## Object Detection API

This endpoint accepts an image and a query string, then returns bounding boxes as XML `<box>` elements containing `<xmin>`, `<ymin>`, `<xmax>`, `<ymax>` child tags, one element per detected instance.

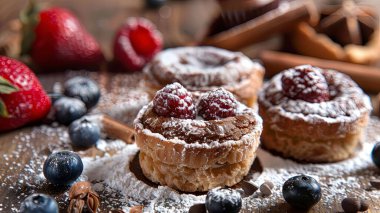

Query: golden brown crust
<box><xmin>135</xmin><ymin>121</ymin><xmax>261</xmax><ymax>169</ymax></box>
<box><xmin>139</xmin><ymin>151</ymin><xmax>256</xmax><ymax>192</ymax></box>
<box><xmin>259</xmin><ymin>106</ymin><xmax>369</xmax><ymax>162</ymax></box>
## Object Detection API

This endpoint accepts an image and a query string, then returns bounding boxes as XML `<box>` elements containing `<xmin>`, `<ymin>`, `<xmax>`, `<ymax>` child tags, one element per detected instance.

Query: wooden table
<box><xmin>1</xmin><ymin>0</ymin><xmax>380</xmax><ymax>212</ymax></box>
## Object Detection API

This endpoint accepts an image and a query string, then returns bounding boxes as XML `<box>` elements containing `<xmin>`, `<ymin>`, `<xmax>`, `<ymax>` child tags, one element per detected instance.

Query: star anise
<box><xmin>317</xmin><ymin>0</ymin><xmax>378</xmax><ymax>46</ymax></box>
<box><xmin>68</xmin><ymin>181</ymin><xmax>100</xmax><ymax>213</ymax></box>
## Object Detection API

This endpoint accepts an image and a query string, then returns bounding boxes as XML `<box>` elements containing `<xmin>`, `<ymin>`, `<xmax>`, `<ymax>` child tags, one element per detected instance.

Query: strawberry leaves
<box><xmin>20</xmin><ymin>0</ymin><xmax>40</xmax><ymax>56</ymax></box>
<box><xmin>0</xmin><ymin>76</ymin><xmax>19</xmax><ymax>94</ymax></box>
<box><xmin>0</xmin><ymin>76</ymin><xmax>19</xmax><ymax>118</ymax></box>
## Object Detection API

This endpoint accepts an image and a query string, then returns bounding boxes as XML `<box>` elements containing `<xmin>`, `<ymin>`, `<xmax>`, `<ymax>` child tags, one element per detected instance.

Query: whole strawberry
<box><xmin>113</xmin><ymin>17</ymin><xmax>162</xmax><ymax>72</ymax></box>
<box><xmin>0</xmin><ymin>56</ymin><xmax>51</xmax><ymax>132</ymax></box>
<box><xmin>21</xmin><ymin>3</ymin><xmax>104</xmax><ymax>71</ymax></box>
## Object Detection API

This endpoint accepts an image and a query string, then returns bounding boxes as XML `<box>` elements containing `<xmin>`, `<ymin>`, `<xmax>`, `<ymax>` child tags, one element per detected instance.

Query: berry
<box><xmin>43</xmin><ymin>151</ymin><xmax>83</xmax><ymax>185</ymax></box>
<box><xmin>113</xmin><ymin>17</ymin><xmax>162</xmax><ymax>72</ymax></box>
<box><xmin>53</xmin><ymin>97</ymin><xmax>86</xmax><ymax>125</ymax></box>
<box><xmin>64</xmin><ymin>77</ymin><xmax>100</xmax><ymax>109</ymax></box>
<box><xmin>0</xmin><ymin>56</ymin><xmax>51</xmax><ymax>132</ymax></box>
<box><xmin>205</xmin><ymin>188</ymin><xmax>242</xmax><ymax>213</ymax></box>
<box><xmin>371</xmin><ymin>142</ymin><xmax>380</xmax><ymax>168</ymax></box>
<box><xmin>282</xmin><ymin>175</ymin><xmax>322</xmax><ymax>210</ymax></box>
<box><xmin>198</xmin><ymin>88</ymin><xmax>238</xmax><ymax>120</ymax></box>
<box><xmin>22</xmin><ymin>5</ymin><xmax>104</xmax><ymax>71</ymax></box>
<box><xmin>281</xmin><ymin>65</ymin><xmax>330</xmax><ymax>103</ymax></box>
<box><xmin>153</xmin><ymin>83</ymin><xmax>196</xmax><ymax>119</ymax></box>
<box><xmin>20</xmin><ymin>193</ymin><xmax>58</xmax><ymax>213</ymax></box>
<box><xmin>69</xmin><ymin>117</ymin><xmax>101</xmax><ymax>147</ymax></box>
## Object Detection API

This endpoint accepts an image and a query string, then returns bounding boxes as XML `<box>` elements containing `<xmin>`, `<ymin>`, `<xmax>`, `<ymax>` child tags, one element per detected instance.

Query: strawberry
<box><xmin>113</xmin><ymin>17</ymin><xmax>162</xmax><ymax>72</ymax></box>
<box><xmin>0</xmin><ymin>56</ymin><xmax>51</xmax><ymax>132</ymax></box>
<box><xmin>20</xmin><ymin>2</ymin><xmax>104</xmax><ymax>72</ymax></box>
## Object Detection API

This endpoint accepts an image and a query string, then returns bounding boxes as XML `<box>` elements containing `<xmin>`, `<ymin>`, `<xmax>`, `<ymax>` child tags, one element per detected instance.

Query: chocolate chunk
<box><xmin>370</xmin><ymin>179</ymin><xmax>380</xmax><ymax>189</ymax></box>
<box><xmin>341</xmin><ymin>197</ymin><xmax>369</xmax><ymax>213</ymax></box>
<box><xmin>188</xmin><ymin>203</ymin><xmax>207</xmax><ymax>213</ymax></box>
<box><xmin>260</xmin><ymin>181</ymin><xmax>274</xmax><ymax>197</ymax></box>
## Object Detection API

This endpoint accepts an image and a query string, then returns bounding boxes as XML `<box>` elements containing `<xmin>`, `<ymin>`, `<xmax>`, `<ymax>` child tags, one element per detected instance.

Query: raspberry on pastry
<box><xmin>144</xmin><ymin>46</ymin><xmax>264</xmax><ymax>107</ymax></box>
<box><xmin>135</xmin><ymin>83</ymin><xmax>263</xmax><ymax>192</ymax></box>
<box><xmin>198</xmin><ymin>88</ymin><xmax>237</xmax><ymax>120</ymax></box>
<box><xmin>258</xmin><ymin>65</ymin><xmax>371</xmax><ymax>163</ymax></box>
<box><xmin>281</xmin><ymin>65</ymin><xmax>330</xmax><ymax>103</ymax></box>
<box><xmin>153</xmin><ymin>82</ymin><xmax>196</xmax><ymax>119</ymax></box>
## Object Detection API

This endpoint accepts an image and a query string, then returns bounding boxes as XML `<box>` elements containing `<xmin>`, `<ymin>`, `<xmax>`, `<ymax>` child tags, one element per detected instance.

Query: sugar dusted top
<box><xmin>259</xmin><ymin>68</ymin><xmax>372</xmax><ymax>124</ymax></box>
<box><xmin>144</xmin><ymin>46</ymin><xmax>264</xmax><ymax>89</ymax></box>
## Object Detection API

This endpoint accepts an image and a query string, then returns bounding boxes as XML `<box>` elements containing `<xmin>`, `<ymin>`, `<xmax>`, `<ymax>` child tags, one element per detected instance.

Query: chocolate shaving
<box><xmin>68</xmin><ymin>181</ymin><xmax>100</xmax><ymax>213</ymax></box>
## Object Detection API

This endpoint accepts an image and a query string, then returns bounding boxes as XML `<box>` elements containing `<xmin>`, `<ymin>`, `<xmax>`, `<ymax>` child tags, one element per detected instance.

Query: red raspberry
<box><xmin>113</xmin><ymin>17</ymin><xmax>162</xmax><ymax>72</ymax></box>
<box><xmin>153</xmin><ymin>83</ymin><xmax>196</xmax><ymax>119</ymax></box>
<box><xmin>198</xmin><ymin>88</ymin><xmax>238</xmax><ymax>120</ymax></box>
<box><xmin>281</xmin><ymin>65</ymin><xmax>330</xmax><ymax>103</ymax></box>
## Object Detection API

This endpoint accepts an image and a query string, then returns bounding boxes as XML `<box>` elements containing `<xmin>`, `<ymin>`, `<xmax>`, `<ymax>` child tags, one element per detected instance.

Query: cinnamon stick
<box><xmin>259</xmin><ymin>50</ymin><xmax>380</xmax><ymax>93</ymax></box>
<box><xmin>201</xmin><ymin>1</ymin><xmax>318</xmax><ymax>50</ymax></box>
<box><xmin>102</xmin><ymin>115</ymin><xmax>135</xmax><ymax>144</ymax></box>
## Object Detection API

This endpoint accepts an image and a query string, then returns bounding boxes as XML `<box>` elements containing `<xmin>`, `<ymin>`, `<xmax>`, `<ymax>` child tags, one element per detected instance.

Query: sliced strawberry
<box><xmin>113</xmin><ymin>17</ymin><xmax>162</xmax><ymax>72</ymax></box>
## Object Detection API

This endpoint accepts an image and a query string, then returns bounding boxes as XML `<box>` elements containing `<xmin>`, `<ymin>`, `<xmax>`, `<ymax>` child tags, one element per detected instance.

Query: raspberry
<box><xmin>113</xmin><ymin>17</ymin><xmax>162</xmax><ymax>72</ymax></box>
<box><xmin>198</xmin><ymin>88</ymin><xmax>238</xmax><ymax>120</ymax></box>
<box><xmin>281</xmin><ymin>65</ymin><xmax>330</xmax><ymax>103</ymax></box>
<box><xmin>153</xmin><ymin>83</ymin><xmax>196</xmax><ymax>119</ymax></box>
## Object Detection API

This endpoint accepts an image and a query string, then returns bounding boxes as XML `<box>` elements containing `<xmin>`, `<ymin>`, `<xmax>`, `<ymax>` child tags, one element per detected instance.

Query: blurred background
<box><xmin>0</xmin><ymin>0</ymin><xmax>379</xmax><ymax>59</ymax></box>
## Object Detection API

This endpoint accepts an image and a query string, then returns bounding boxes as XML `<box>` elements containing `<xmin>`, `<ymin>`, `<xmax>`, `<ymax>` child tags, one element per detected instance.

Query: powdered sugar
<box><xmin>144</xmin><ymin>46</ymin><xmax>264</xmax><ymax>89</ymax></box>
<box><xmin>259</xmin><ymin>69</ymin><xmax>372</xmax><ymax>134</ymax></box>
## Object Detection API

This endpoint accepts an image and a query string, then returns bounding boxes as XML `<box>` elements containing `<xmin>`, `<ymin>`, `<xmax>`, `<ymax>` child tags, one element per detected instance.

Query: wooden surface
<box><xmin>1</xmin><ymin>0</ymin><xmax>380</xmax><ymax>212</ymax></box>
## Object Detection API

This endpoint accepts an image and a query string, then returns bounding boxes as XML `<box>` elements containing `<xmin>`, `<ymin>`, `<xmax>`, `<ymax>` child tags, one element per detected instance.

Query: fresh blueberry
<box><xmin>64</xmin><ymin>77</ymin><xmax>100</xmax><ymax>109</ymax></box>
<box><xmin>371</xmin><ymin>142</ymin><xmax>380</xmax><ymax>168</ymax></box>
<box><xmin>69</xmin><ymin>117</ymin><xmax>101</xmax><ymax>147</ymax></box>
<box><xmin>282</xmin><ymin>175</ymin><xmax>322</xmax><ymax>210</ymax></box>
<box><xmin>205</xmin><ymin>188</ymin><xmax>242</xmax><ymax>213</ymax></box>
<box><xmin>43</xmin><ymin>151</ymin><xmax>83</xmax><ymax>185</ymax></box>
<box><xmin>53</xmin><ymin>97</ymin><xmax>87</xmax><ymax>125</ymax></box>
<box><xmin>145</xmin><ymin>0</ymin><xmax>166</xmax><ymax>8</ymax></box>
<box><xmin>20</xmin><ymin>193</ymin><xmax>58</xmax><ymax>213</ymax></box>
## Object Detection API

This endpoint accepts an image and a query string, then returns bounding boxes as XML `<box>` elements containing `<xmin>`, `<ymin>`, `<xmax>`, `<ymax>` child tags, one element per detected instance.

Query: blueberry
<box><xmin>282</xmin><ymin>175</ymin><xmax>322</xmax><ymax>210</ymax></box>
<box><xmin>54</xmin><ymin>97</ymin><xmax>87</xmax><ymax>125</ymax></box>
<box><xmin>43</xmin><ymin>151</ymin><xmax>83</xmax><ymax>185</ymax></box>
<box><xmin>371</xmin><ymin>142</ymin><xmax>380</xmax><ymax>168</ymax></box>
<box><xmin>64</xmin><ymin>77</ymin><xmax>100</xmax><ymax>109</ymax></box>
<box><xmin>20</xmin><ymin>193</ymin><xmax>58</xmax><ymax>213</ymax></box>
<box><xmin>205</xmin><ymin>188</ymin><xmax>242</xmax><ymax>213</ymax></box>
<box><xmin>69</xmin><ymin>117</ymin><xmax>101</xmax><ymax>147</ymax></box>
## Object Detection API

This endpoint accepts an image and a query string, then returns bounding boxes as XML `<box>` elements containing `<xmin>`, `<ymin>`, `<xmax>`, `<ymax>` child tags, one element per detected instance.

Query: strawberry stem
<box><xmin>20</xmin><ymin>0</ymin><xmax>40</xmax><ymax>56</ymax></box>
<box><xmin>0</xmin><ymin>76</ymin><xmax>19</xmax><ymax>94</ymax></box>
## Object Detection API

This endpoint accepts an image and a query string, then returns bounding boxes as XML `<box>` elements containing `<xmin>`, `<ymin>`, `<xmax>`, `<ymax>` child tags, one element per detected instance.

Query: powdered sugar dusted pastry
<box><xmin>258</xmin><ymin>65</ymin><xmax>371</xmax><ymax>163</ymax></box>
<box><xmin>134</xmin><ymin>83</ymin><xmax>262</xmax><ymax>192</ymax></box>
<box><xmin>143</xmin><ymin>46</ymin><xmax>264</xmax><ymax>107</ymax></box>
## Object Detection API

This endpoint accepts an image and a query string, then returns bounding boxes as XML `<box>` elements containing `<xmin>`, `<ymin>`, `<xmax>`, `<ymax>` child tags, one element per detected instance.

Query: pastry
<box><xmin>143</xmin><ymin>46</ymin><xmax>264</xmax><ymax>107</ymax></box>
<box><xmin>290</xmin><ymin>0</ymin><xmax>380</xmax><ymax>65</ymax></box>
<box><xmin>134</xmin><ymin>83</ymin><xmax>262</xmax><ymax>192</ymax></box>
<box><xmin>258</xmin><ymin>65</ymin><xmax>371</xmax><ymax>162</ymax></box>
